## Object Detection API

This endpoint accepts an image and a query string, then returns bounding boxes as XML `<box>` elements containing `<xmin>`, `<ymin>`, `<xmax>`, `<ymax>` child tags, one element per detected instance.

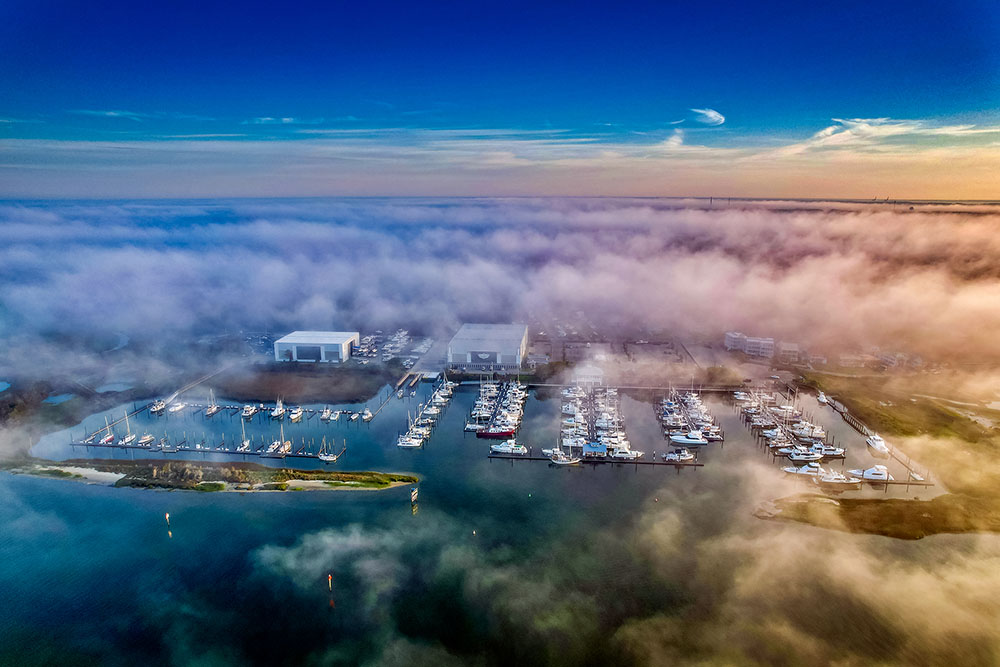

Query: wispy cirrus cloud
<box><xmin>69</xmin><ymin>109</ymin><xmax>216</xmax><ymax>122</ymax></box>
<box><xmin>690</xmin><ymin>108</ymin><xmax>725</xmax><ymax>126</ymax></box>
<box><xmin>243</xmin><ymin>116</ymin><xmax>326</xmax><ymax>125</ymax></box>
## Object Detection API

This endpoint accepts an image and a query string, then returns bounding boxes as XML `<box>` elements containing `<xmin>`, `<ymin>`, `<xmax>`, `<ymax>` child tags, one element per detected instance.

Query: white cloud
<box><xmin>690</xmin><ymin>108</ymin><xmax>725</xmax><ymax>126</ymax></box>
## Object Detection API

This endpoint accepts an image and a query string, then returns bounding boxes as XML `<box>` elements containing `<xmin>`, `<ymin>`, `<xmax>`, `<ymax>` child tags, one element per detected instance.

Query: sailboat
<box><xmin>118</xmin><ymin>410</ymin><xmax>136</xmax><ymax>446</ymax></box>
<box><xmin>270</xmin><ymin>397</ymin><xmax>285</xmax><ymax>420</ymax></box>
<box><xmin>261</xmin><ymin>423</ymin><xmax>291</xmax><ymax>458</ymax></box>
<box><xmin>137</xmin><ymin>432</ymin><xmax>156</xmax><ymax>447</ymax></box>
<box><xmin>99</xmin><ymin>416</ymin><xmax>115</xmax><ymax>445</ymax></box>
<box><xmin>237</xmin><ymin>418</ymin><xmax>251</xmax><ymax>452</ymax></box>
<box><xmin>317</xmin><ymin>437</ymin><xmax>345</xmax><ymax>463</ymax></box>
<box><xmin>205</xmin><ymin>390</ymin><xmax>222</xmax><ymax>417</ymax></box>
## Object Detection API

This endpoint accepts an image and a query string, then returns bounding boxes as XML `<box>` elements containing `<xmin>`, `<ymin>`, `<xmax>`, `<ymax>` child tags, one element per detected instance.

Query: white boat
<box><xmin>118</xmin><ymin>410</ymin><xmax>136</xmax><ymax>446</ymax></box>
<box><xmin>150</xmin><ymin>399</ymin><xmax>166</xmax><ymax>414</ymax></box>
<box><xmin>814</xmin><ymin>471</ymin><xmax>862</xmax><ymax>491</ymax></box>
<box><xmin>782</xmin><ymin>461</ymin><xmax>826</xmax><ymax>477</ymax></box>
<box><xmin>349</xmin><ymin>412</ymin><xmax>360</xmax><ymax>422</ymax></box>
<box><xmin>465</xmin><ymin>422</ymin><xmax>485</xmax><ymax>432</ymax></box>
<box><xmin>549</xmin><ymin>449</ymin><xmax>581</xmax><ymax>465</ymax></box>
<box><xmin>490</xmin><ymin>439</ymin><xmax>527</xmax><ymax>455</ymax></box>
<box><xmin>669</xmin><ymin>430</ymin><xmax>709</xmax><ymax>446</ymax></box>
<box><xmin>397</xmin><ymin>389</ymin><xmax>404</xmax><ymax>399</ymax></box>
<box><xmin>361</xmin><ymin>408</ymin><xmax>374</xmax><ymax>422</ymax></box>
<box><xmin>241</xmin><ymin>404</ymin><xmax>258</xmax><ymax>419</ymax></box>
<box><xmin>238</xmin><ymin>418</ymin><xmax>251</xmax><ymax>452</ymax></box>
<box><xmin>662</xmin><ymin>448</ymin><xmax>694</xmax><ymax>463</ymax></box>
<box><xmin>610</xmin><ymin>448</ymin><xmax>644</xmax><ymax>461</ymax></box>
<box><xmin>205</xmin><ymin>390</ymin><xmax>222</xmax><ymax>417</ymax></box>
<box><xmin>787</xmin><ymin>449</ymin><xmax>824</xmax><ymax>462</ymax></box>
<box><xmin>137</xmin><ymin>433</ymin><xmax>155</xmax><ymax>447</ymax></box>
<box><xmin>317</xmin><ymin>437</ymin><xmax>345</xmax><ymax>462</ymax></box>
<box><xmin>270</xmin><ymin>398</ymin><xmax>285</xmax><ymax>420</ymax></box>
<box><xmin>167</xmin><ymin>401</ymin><xmax>185</xmax><ymax>414</ymax></box>
<box><xmin>289</xmin><ymin>406</ymin><xmax>304</xmax><ymax>422</ymax></box>
<box><xmin>331</xmin><ymin>410</ymin><xmax>341</xmax><ymax>422</ymax></box>
<box><xmin>817</xmin><ymin>391</ymin><xmax>829</xmax><ymax>405</ymax></box>
<box><xmin>848</xmin><ymin>465</ymin><xmax>894</xmax><ymax>482</ymax></box>
<box><xmin>866</xmin><ymin>434</ymin><xmax>890</xmax><ymax>458</ymax></box>
<box><xmin>320</xmin><ymin>406</ymin><xmax>333</xmax><ymax>421</ymax></box>
<box><xmin>397</xmin><ymin>433</ymin><xmax>423</xmax><ymax>448</ymax></box>
<box><xmin>261</xmin><ymin>424</ymin><xmax>291</xmax><ymax>458</ymax></box>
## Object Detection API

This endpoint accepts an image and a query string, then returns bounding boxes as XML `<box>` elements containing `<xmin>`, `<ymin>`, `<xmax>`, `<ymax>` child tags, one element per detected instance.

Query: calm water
<box><xmin>4</xmin><ymin>386</ymin><xmax>993</xmax><ymax>665</ymax></box>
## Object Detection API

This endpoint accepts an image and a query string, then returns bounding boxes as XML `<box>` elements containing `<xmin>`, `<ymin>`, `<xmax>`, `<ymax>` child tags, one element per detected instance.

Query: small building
<box><xmin>724</xmin><ymin>331</ymin><xmax>747</xmax><ymax>351</ymax></box>
<box><xmin>273</xmin><ymin>331</ymin><xmax>360</xmax><ymax>363</ymax></box>
<box><xmin>744</xmin><ymin>337</ymin><xmax>775</xmax><ymax>359</ymax></box>
<box><xmin>574</xmin><ymin>364</ymin><xmax>605</xmax><ymax>387</ymax></box>
<box><xmin>447</xmin><ymin>323</ymin><xmax>529</xmax><ymax>373</ymax></box>
<box><xmin>583</xmin><ymin>441</ymin><xmax>607</xmax><ymax>458</ymax></box>
<box><xmin>776</xmin><ymin>342</ymin><xmax>801</xmax><ymax>364</ymax></box>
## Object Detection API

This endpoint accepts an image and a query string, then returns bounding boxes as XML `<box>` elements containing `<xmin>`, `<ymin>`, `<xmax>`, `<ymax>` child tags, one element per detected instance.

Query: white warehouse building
<box><xmin>447</xmin><ymin>323</ymin><xmax>529</xmax><ymax>373</ymax></box>
<box><xmin>274</xmin><ymin>331</ymin><xmax>360</xmax><ymax>363</ymax></box>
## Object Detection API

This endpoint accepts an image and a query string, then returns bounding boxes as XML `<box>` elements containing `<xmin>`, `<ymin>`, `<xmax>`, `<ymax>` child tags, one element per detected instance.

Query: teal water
<box><xmin>4</xmin><ymin>388</ymin><xmax>994</xmax><ymax>665</ymax></box>
<box><xmin>41</xmin><ymin>393</ymin><xmax>75</xmax><ymax>405</ymax></box>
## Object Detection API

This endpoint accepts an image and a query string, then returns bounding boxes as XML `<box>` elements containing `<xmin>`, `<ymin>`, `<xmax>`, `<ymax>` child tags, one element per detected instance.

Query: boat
<box><xmin>490</xmin><ymin>439</ymin><xmax>527</xmax><ymax>455</ymax></box>
<box><xmin>160</xmin><ymin>440</ymin><xmax>178</xmax><ymax>454</ymax></box>
<box><xmin>204</xmin><ymin>390</ymin><xmax>222</xmax><ymax>417</ymax></box>
<box><xmin>271</xmin><ymin>398</ymin><xmax>286</xmax><ymax>420</ymax></box>
<box><xmin>817</xmin><ymin>391</ymin><xmax>829</xmax><ymax>405</ymax></box>
<box><xmin>782</xmin><ymin>462</ymin><xmax>826</xmax><ymax>477</ymax></box>
<box><xmin>238</xmin><ymin>418</ymin><xmax>251</xmax><ymax>452</ymax></box>
<box><xmin>289</xmin><ymin>406</ymin><xmax>304</xmax><ymax>422</ymax></box>
<box><xmin>241</xmin><ymin>404</ymin><xmax>258</xmax><ymax>419</ymax></box>
<box><xmin>669</xmin><ymin>430</ymin><xmax>709</xmax><ymax>446</ymax></box>
<box><xmin>349</xmin><ymin>412</ymin><xmax>360</xmax><ymax>422</ymax></box>
<box><xmin>397</xmin><ymin>434</ymin><xmax>423</xmax><ymax>448</ymax></box>
<box><xmin>361</xmin><ymin>408</ymin><xmax>374</xmax><ymax>422</ymax></box>
<box><xmin>866</xmin><ymin>434</ymin><xmax>891</xmax><ymax>458</ymax></box>
<box><xmin>150</xmin><ymin>399</ymin><xmax>166</xmax><ymax>414</ymax></box>
<box><xmin>331</xmin><ymin>410</ymin><xmax>341</xmax><ymax>422</ymax></box>
<box><xmin>549</xmin><ymin>449</ymin><xmax>581</xmax><ymax>465</ymax></box>
<box><xmin>464</xmin><ymin>421</ymin><xmax>485</xmax><ymax>432</ymax></box>
<box><xmin>477</xmin><ymin>424</ymin><xmax>517</xmax><ymax>439</ymax></box>
<box><xmin>167</xmin><ymin>401</ymin><xmax>185</xmax><ymax>414</ymax></box>
<box><xmin>814</xmin><ymin>471</ymin><xmax>863</xmax><ymax>491</ymax></box>
<box><xmin>118</xmin><ymin>411</ymin><xmax>136</xmax><ymax>446</ymax></box>
<box><xmin>662</xmin><ymin>448</ymin><xmax>695</xmax><ymax>463</ymax></box>
<box><xmin>317</xmin><ymin>437</ymin><xmax>345</xmax><ymax>463</ymax></box>
<box><xmin>848</xmin><ymin>465</ymin><xmax>894</xmax><ymax>482</ymax></box>
<box><xmin>610</xmin><ymin>448</ymin><xmax>644</xmax><ymax>461</ymax></box>
<box><xmin>397</xmin><ymin>389</ymin><xmax>404</xmax><ymax>399</ymax></box>
<box><xmin>137</xmin><ymin>433</ymin><xmax>155</xmax><ymax>447</ymax></box>
<box><xmin>786</xmin><ymin>449</ymin><xmax>824</xmax><ymax>463</ymax></box>
<box><xmin>261</xmin><ymin>424</ymin><xmax>291</xmax><ymax>458</ymax></box>
<box><xmin>99</xmin><ymin>416</ymin><xmax>115</xmax><ymax>445</ymax></box>
<box><xmin>320</xmin><ymin>406</ymin><xmax>333</xmax><ymax>421</ymax></box>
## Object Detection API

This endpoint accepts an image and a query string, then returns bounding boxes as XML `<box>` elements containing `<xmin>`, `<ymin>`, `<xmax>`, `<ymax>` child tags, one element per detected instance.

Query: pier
<box><xmin>488</xmin><ymin>454</ymin><xmax>704</xmax><ymax>468</ymax></box>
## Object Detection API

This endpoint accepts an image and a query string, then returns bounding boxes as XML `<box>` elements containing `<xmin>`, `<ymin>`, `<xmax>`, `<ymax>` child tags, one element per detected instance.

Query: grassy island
<box><xmin>1</xmin><ymin>458</ymin><xmax>417</xmax><ymax>493</ymax></box>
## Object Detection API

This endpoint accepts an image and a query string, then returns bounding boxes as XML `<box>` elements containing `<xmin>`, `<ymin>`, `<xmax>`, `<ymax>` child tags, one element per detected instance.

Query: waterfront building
<box><xmin>273</xmin><ymin>331</ymin><xmax>360</xmax><ymax>363</ymax></box>
<box><xmin>447</xmin><ymin>323</ymin><xmax>528</xmax><ymax>373</ymax></box>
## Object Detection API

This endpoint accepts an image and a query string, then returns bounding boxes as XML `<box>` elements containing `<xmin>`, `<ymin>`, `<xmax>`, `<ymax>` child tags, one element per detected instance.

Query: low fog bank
<box><xmin>240</xmin><ymin>459</ymin><xmax>1000</xmax><ymax>666</ymax></box>
<box><xmin>3</xmin><ymin>197</ymin><xmax>1000</xmax><ymax>364</ymax></box>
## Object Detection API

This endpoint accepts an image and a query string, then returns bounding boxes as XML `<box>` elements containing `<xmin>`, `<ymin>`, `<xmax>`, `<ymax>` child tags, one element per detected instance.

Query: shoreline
<box><xmin>1</xmin><ymin>458</ymin><xmax>418</xmax><ymax>494</ymax></box>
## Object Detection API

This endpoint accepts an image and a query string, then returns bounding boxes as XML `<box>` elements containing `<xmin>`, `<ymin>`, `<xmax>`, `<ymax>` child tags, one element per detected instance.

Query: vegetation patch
<box><xmin>761</xmin><ymin>493</ymin><xmax>1000</xmax><ymax>540</ymax></box>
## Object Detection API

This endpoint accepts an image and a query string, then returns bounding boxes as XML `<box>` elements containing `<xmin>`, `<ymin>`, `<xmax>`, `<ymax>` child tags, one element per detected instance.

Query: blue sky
<box><xmin>2</xmin><ymin>0</ymin><xmax>999</xmax><ymax>198</ymax></box>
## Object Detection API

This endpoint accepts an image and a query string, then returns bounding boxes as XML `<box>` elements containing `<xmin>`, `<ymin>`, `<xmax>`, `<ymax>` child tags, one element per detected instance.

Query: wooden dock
<box><xmin>488</xmin><ymin>454</ymin><xmax>704</xmax><ymax>468</ymax></box>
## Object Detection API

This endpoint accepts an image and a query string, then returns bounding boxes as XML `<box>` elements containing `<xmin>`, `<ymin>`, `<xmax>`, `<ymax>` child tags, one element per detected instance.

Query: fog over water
<box><xmin>2</xmin><ymin>198</ymin><xmax>1000</xmax><ymax>665</ymax></box>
